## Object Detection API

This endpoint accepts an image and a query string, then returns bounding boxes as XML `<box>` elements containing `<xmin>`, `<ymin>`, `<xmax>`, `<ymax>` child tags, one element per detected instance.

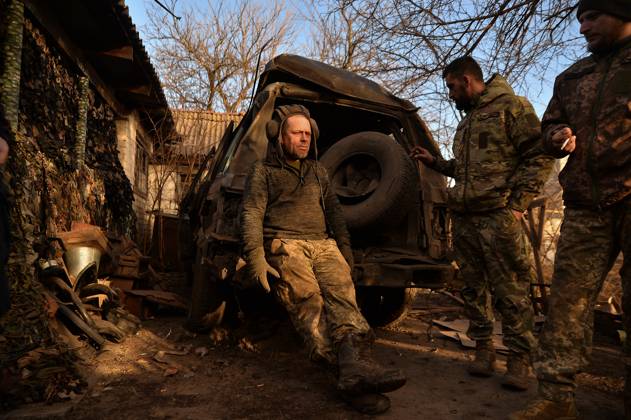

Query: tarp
<box><xmin>259</xmin><ymin>54</ymin><xmax>418</xmax><ymax>112</ymax></box>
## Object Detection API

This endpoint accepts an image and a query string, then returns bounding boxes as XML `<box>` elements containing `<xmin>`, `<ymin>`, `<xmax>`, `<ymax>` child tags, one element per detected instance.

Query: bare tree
<box><xmin>145</xmin><ymin>0</ymin><xmax>294</xmax><ymax>113</ymax></box>
<box><xmin>305</xmin><ymin>0</ymin><xmax>585</xmax><ymax>149</ymax></box>
<box><xmin>303</xmin><ymin>0</ymin><xmax>374</xmax><ymax>72</ymax></box>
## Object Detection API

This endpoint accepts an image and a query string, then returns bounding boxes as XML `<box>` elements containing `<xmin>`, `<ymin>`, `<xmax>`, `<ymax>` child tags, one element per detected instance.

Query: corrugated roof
<box><xmin>112</xmin><ymin>1</ymin><xmax>170</xmax><ymax>110</ymax></box>
<box><xmin>172</xmin><ymin>110</ymin><xmax>243</xmax><ymax>156</ymax></box>
<box><xmin>30</xmin><ymin>0</ymin><xmax>177</xmax><ymax>138</ymax></box>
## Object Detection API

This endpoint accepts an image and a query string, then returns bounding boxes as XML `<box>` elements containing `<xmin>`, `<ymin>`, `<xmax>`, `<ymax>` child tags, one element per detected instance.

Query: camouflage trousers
<box><xmin>266</xmin><ymin>238</ymin><xmax>371</xmax><ymax>361</ymax></box>
<box><xmin>534</xmin><ymin>200</ymin><xmax>631</xmax><ymax>402</ymax></box>
<box><xmin>452</xmin><ymin>208</ymin><xmax>536</xmax><ymax>354</ymax></box>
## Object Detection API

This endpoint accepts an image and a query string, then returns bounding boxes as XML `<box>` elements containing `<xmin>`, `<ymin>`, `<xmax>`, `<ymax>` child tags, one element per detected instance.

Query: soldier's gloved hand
<box><xmin>246</xmin><ymin>248</ymin><xmax>280</xmax><ymax>293</ymax></box>
<box><xmin>339</xmin><ymin>244</ymin><xmax>355</xmax><ymax>271</ymax></box>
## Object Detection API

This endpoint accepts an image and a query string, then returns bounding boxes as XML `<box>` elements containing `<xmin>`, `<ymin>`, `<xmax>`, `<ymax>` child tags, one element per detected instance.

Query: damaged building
<box><xmin>0</xmin><ymin>0</ymin><xmax>176</xmax><ymax>406</ymax></box>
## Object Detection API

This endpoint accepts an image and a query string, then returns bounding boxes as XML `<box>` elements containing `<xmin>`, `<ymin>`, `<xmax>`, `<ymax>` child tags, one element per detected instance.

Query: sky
<box><xmin>124</xmin><ymin>0</ymin><xmax>583</xmax><ymax>118</ymax></box>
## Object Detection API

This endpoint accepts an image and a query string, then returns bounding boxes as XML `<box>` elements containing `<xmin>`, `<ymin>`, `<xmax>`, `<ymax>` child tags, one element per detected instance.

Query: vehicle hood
<box><xmin>258</xmin><ymin>54</ymin><xmax>417</xmax><ymax>112</ymax></box>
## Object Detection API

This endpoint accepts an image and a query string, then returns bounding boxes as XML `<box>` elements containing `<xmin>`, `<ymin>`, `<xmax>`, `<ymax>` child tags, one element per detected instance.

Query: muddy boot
<box><xmin>501</xmin><ymin>352</ymin><xmax>531</xmax><ymax>391</ymax></box>
<box><xmin>467</xmin><ymin>339</ymin><xmax>496</xmax><ymax>377</ymax></box>
<box><xmin>310</xmin><ymin>348</ymin><xmax>338</xmax><ymax>376</ymax></box>
<box><xmin>508</xmin><ymin>397</ymin><xmax>577</xmax><ymax>420</ymax></box>
<box><xmin>341</xmin><ymin>392</ymin><xmax>391</xmax><ymax>415</ymax></box>
<box><xmin>336</xmin><ymin>333</ymin><xmax>406</xmax><ymax>395</ymax></box>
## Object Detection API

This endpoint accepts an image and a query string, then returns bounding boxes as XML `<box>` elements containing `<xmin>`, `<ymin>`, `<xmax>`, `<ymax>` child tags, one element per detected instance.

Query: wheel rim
<box><xmin>331</xmin><ymin>153</ymin><xmax>381</xmax><ymax>204</ymax></box>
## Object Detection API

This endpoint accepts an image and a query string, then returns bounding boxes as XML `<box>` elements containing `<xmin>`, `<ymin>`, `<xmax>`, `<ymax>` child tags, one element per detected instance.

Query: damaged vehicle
<box><xmin>181</xmin><ymin>54</ymin><xmax>453</xmax><ymax>329</ymax></box>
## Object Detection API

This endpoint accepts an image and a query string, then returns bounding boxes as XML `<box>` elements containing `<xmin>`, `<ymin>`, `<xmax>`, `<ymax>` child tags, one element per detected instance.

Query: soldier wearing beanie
<box><xmin>510</xmin><ymin>1</ymin><xmax>631</xmax><ymax>418</ymax></box>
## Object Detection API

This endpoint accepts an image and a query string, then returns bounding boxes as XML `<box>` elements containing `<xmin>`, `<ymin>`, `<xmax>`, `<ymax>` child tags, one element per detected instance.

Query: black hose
<box><xmin>46</xmin><ymin>276</ymin><xmax>97</xmax><ymax>329</ymax></box>
<box><xmin>56</xmin><ymin>302</ymin><xmax>106</xmax><ymax>348</ymax></box>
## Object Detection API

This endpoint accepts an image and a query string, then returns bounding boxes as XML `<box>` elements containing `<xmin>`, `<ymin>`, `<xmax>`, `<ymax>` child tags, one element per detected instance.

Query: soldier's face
<box><xmin>281</xmin><ymin>115</ymin><xmax>311</xmax><ymax>160</ymax></box>
<box><xmin>444</xmin><ymin>73</ymin><xmax>473</xmax><ymax>111</ymax></box>
<box><xmin>0</xmin><ymin>138</ymin><xmax>8</xmax><ymax>165</ymax></box>
<box><xmin>579</xmin><ymin>11</ymin><xmax>629</xmax><ymax>54</ymax></box>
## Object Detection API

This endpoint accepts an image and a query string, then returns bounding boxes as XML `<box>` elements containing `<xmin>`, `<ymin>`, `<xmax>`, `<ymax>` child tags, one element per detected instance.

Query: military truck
<box><xmin>180</xmin><ymin>54</ymin><xmax>454</xmax><ymax>329</ymax></box>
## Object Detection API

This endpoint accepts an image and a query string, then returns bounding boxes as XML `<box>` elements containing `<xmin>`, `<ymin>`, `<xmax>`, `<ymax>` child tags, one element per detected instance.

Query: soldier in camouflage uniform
<box><xmin>241</xmin><ymin>104</ymin><xmax>406</xmax><ymax>414</ymax></box>
<box><xmin>412</xmin><ymin>56</ymin><xmax>554</xmax><ymax>390</ymax></box>
<box><xmin>510</xmin><ymin>1</ymin><xmax>631</xmax><ymax>419</ymax></box>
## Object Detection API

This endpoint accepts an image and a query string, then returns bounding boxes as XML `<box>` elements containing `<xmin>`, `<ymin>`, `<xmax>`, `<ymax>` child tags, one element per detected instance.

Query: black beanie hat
<box><xmin>576</xmin><ymin>0</ymin><xmax>631</xmax><ymax>21</ymax></box>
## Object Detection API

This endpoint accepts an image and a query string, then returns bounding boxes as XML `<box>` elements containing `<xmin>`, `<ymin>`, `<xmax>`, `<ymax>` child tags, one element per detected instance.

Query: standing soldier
<box><xmin>412</xmin><ymin>57</ymin><xmax>553</xmax><ymax>390</ymax></box>
<box><xmin>510</xmin><ymin>1</ymin><xmax>631</xmax><ymax>418</ymax></box>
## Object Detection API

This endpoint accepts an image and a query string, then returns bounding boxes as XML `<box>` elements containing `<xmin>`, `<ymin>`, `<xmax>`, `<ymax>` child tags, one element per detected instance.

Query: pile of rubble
<box><xmin>0</xmin><ymin>222</ymin><xmax>188</xmax><ymax>409</ymax></box>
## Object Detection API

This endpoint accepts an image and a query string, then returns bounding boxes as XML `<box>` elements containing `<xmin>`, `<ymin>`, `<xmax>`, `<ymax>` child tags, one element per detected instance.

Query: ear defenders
<box><xmin>266</xmin><ymin>104</ymin><xmax>319</xmax><ymax>142</ymax></box>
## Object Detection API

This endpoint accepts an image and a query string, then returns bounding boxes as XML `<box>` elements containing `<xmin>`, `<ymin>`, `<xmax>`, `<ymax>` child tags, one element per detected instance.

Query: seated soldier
<box><xmin>240</xmin><ymin>104</ymin><xmax>406</xmax><ymax>414</ymax></box>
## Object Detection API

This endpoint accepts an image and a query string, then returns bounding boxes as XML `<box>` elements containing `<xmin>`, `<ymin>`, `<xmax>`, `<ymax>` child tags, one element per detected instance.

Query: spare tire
<box><xmin>320</xmin><ymin>131</ymin><xmax>419</xmax><ymax>230</ymax></box>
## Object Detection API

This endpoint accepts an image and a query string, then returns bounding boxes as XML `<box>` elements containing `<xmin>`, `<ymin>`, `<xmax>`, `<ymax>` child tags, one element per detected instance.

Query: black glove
<box><xmin>339</xmin><ymin>244</ymin><xmax>355</xmax><ymax>271</ymax></box>
<box><xmin>245</xmin><ymin>247</ymin><xmax>280</xmax><ymax>293</ymax></box>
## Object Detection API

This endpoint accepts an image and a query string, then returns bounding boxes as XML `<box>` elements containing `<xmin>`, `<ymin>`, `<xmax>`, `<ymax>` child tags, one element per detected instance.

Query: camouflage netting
<box><xmin>0</xmin><ymin>3</ymin><xmax>136</xmax><ymax>409</ymax></box>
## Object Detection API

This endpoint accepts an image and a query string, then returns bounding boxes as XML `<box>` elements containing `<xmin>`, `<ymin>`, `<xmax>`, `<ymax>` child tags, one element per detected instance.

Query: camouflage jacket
<box><xmin>542</xmin><ymin>37</ymin><xmax>631</xmax><ymax>208</ymax></box>
<box><xmin>433</xmin><ymin>74</ymin><xmax>554</xmax><ymax>213</ymax></box>
<box><xmin>240</xmin><ymin>157</ymin><xmax>351</xmax><ymax>256</ymax></box>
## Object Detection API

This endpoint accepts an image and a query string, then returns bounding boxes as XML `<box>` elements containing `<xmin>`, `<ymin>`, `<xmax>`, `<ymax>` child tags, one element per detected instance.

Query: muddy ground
<box><xmin>3</xmin><ymin>292</ymin><xmax>625</xmax><ymax>419</ymax></box>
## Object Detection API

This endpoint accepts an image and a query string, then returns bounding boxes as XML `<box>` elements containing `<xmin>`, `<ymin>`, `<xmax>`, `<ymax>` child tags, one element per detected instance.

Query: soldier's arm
<box><xmin>431</xmin><ymin>156</ymin><xmax>457</xmax><ymax>178</ymax></box>
<box><xmin>319</xmin><ymin>165</ymin><xmax>352</xmax><ymax>249</ymax></box>
<box><xmin>240</xmin><ymin>162</ymin><xmax>268</xmax><ymax>256</ymax></box>
<box><xmin>507</xmin><ymin>99</ymin><xmax>555</xmax><ymax>212</ymax></box>
<box><xmin>541</xmin><ymin>78</ymin><xmax>571</xmax><ymax>158</ymax></box>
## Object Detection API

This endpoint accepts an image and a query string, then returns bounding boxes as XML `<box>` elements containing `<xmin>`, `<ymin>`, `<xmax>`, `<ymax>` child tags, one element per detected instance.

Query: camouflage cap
<box><xmin>576</xmin><ymin>0</ymin><xmax>631</xmax><ymax>21</ymax></box>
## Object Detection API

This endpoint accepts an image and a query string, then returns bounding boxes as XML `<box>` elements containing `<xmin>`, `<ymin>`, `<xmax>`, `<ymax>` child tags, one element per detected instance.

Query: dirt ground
<box><xmin>3</xmin><ymin>292</ymin><xmax>625</xmax><ymax>420</ymax></box>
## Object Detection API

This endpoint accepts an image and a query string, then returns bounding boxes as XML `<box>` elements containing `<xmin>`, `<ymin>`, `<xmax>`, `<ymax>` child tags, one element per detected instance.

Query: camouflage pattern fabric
<box><xmin>452</xmin><ymin>208</ymin><xmax>536</xmax><ymax>354</ymax></box>
<box><xmin>541</xmin><ymin>37</ymin><xmax>631</xmax><ymax>208</ymax></box>
<box><xmin>432</xmin><ymin>74</ymin><xmax>554</xmax><ymax>213</ymax></box>
<box><xmin>534</xmin><ymin>200</ymin><xmax>630</xmax><ymax>402</ymax></box>
<box><xmin>266</xmin><ymin>238</ymin><xmax>371</xmax><ymax>361</ymax></box>
<box><xmin>241</xmin><ymin>159</ymin><xmax>351</xmax><ymax>257</ymax></box>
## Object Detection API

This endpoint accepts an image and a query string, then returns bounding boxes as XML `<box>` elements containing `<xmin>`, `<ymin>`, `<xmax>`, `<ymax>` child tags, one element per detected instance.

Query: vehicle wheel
<box><xmin>356</xmin><ymin>287</ymin><xmax>418</xmax><ymax>328</ymax></box>
<box><xmin>319</xmin><ymin>131</ymin><xmax>419</xmax><ymax>230</ymax></box>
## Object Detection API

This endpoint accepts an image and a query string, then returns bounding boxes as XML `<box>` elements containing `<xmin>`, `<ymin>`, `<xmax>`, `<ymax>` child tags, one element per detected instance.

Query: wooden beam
<box><xmin>121</xmin><ymin>84</ymin><xmax>152</xmax><ymax>96</ymax></box>
<box><xmin>97</xmin><ymin>45</ymin><xmax>133</xmax><ymax>61</ymax></box>
<box><xmin>23</xmin><ymin>0</ymin><xmax>129</xmax><ymax>116</ymax></box>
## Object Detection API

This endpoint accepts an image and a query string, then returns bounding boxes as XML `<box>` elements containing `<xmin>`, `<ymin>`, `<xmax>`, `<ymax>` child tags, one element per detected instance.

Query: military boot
<box><xmin>341</xmin><ymin>392</ymin><xmax>391</xmax><ymax>415</ymax></box>
<box><xmin>467</xmin><ymin>339</ymin><xmax>496</xmax><ymax>377</ymax></box>
<box><xmin>508</xmin><ymin>397</ymin><xmax>577</xmax><ymax>420</ymax></box>
<box><xmin>501</xmin><ymin>352</ymin><xmax>531</xmax><ymax>391</ymax></box>
<box><xmin>336</xmin><ymin>333</ymin><xmax>406</xmax><ymax>395</ymax></box>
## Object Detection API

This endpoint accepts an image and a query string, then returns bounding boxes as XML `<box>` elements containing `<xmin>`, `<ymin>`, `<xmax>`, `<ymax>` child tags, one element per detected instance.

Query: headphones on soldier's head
<box><xmin>265</xmin><ymin>104</ymin><xmax>319</xmax><ymax>142</ymax></box>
